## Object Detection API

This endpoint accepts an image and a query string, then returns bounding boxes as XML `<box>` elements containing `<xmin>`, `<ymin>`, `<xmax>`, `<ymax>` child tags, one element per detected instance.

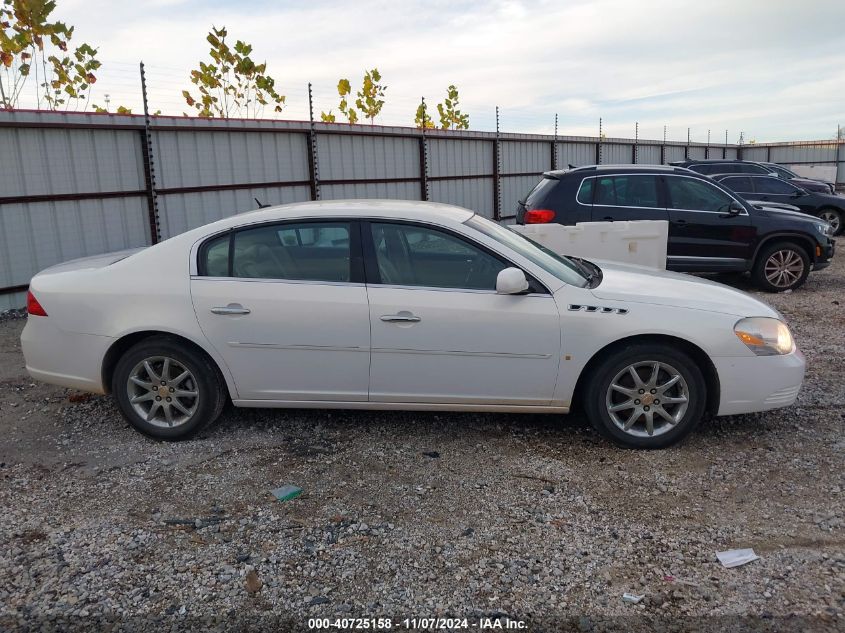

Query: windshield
<box><xmin>465</xmin><ymin>215</ymin><xmax>590</xmax><ymax>288</ymax></box>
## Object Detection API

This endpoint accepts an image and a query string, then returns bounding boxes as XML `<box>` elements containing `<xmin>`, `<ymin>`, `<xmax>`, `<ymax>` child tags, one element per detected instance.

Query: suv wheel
<box><xmin>818</xmin><ymin>208</ymin><xmax>842</xmax><ymax>235</ymax></box>
<box><xmin>113</xmin><ymin>337</ymin><xmax>226</xmax><ymax>440</ymax></box>
<box><xmin>752</xmin><ymin>242</ymin><xmax>810</xmax><ymax>292</ymax></box>
<box><xmin>584</xmin><ymin>343</ymin><xmax>706</xmax><ymax>449</ymax></box>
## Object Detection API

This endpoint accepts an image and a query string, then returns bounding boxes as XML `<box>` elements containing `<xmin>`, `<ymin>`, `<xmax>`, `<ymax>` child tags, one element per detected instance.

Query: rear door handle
<box><xmin>380</xmin><ymin>313</ymin><xmax>421</xmax><ymax>323</ymax></box>
<box><xmin>211</xmin><ymin>303</ymin><xmax>251</xmax><ymax>315</ymax></box>
<box><xmin>602</xmin><ymin>216</ymin><xmax>614</xmax><ymax>221</ymax></box>
<box><xmin>673</xmin><ymin>219</ymin><xmax>688</xmax><ymax>225</ymax></box>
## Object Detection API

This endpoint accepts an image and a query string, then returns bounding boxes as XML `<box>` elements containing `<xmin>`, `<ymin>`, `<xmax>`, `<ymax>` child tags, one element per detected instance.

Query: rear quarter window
<box><xmin>576</xmin><ymin>178</ymin><xmax>593</xmax><ymax>204</ymax></box>
<box><xmin>524</xmin><ymin>177</ymin><xmax>558</xmax><ymax>207</ymax></box>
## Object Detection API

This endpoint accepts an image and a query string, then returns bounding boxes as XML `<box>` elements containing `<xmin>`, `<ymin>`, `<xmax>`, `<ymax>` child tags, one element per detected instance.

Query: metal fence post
<box><xmin>596</xmin><ymin>117</ymin><xmax>603</xmax><ymax>165</ymax></box>
<box><xmin>493</xmin><ymin>106</ymin><xmax>501</xmax><ymax>220</ymax></box>
<box><xmin>705</xmin><ymin>129</ymin><xmax>710</xmax><ymax>159</ymax></box>
<box><xmin>724</xmin><ymin>130</ymin><xmax>728</xmax><ymax>159</ymax></box>
<box><xmin>660</xmin><ymin>125</ymin><xmax>666</xmax><ymax>164</ymax></box>
<box><xmin>632</xmin><ymin>122</ymin><xmax>638</xmax><ymax>164</ymax></box>
<box><xmin>551</xmin><ymin>113</ymin><xmax>558</xmax><ymax>170</ymax></box>
<box><xmin>139</xmin><ymin>62</ymin><xmax>160</xmax><ymax>244</ymax></box>
<box><xmin>307</xmin><ymin>83</ymin><xmax>321</xmax><ymax>201</ymax></box>
<box><xmin>738</xmin><ymin>132</ymin><xmax>744</xmax><ymax>160</ymax></box>
<box><xmin>685</xmin><ymin>127</ymin><xmax>690</xmax><ymax>160</ymax></box>
<box><xmin>419</xmin><ymin>96</ymin><xmax>429</xmax><ymax>201</ymax></box>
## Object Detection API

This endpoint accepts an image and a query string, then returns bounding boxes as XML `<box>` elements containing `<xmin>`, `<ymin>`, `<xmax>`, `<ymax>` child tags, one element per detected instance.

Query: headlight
<box><xmin>734</xmin><ymin>317</ymin><xmax>795</xmax><ymax>356</ymax></box>
<box><xmin>816</xmin><ymin>221</ymin><xmax>832</xmax><ymax>236</ymax></box>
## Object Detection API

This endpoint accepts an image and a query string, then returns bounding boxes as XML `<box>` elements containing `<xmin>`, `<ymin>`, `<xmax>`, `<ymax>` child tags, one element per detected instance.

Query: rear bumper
<box><xmin>713</xmin><ymin>348</ymin><xmax>805</xmax><ymax>416</ymax></box>
<box><xmin>21</xmin><ymin>317</ymin><xmax>112</xmax><ymax>394</ymax></box>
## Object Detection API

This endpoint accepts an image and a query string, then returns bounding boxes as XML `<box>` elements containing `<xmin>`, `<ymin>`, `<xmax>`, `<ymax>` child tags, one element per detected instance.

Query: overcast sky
<box><xmin>38</xmin><ymin>0</ymin><xmax>845</xmax><ymax>142</ymax></box>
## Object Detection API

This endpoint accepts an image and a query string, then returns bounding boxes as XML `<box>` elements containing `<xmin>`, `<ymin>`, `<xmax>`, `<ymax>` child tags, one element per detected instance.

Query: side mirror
<box><xmin>496</xmin><ymin>267</ymin><xmax>529</xmax><ymax>294</ymax></box>
<box><xmin>727</xmin><ymin>201</ymin><xmax>744</xmax><ymax>215</ymax></box>
<box><xmin>791</xmin><ymin>190</ymin><xmax>804</xmax><ymax>198</ymax></box>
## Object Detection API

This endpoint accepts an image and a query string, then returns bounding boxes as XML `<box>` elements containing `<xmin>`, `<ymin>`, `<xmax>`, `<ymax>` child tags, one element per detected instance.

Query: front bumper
<box><xmin>813</xmin><ymin>238</ymin><xmax>835</xmax><ymax>270</ymax></box>
<box><xmin>713</xmin><ymin>348</ymin><xmax>805</xmax><ymax>416</ymax></box>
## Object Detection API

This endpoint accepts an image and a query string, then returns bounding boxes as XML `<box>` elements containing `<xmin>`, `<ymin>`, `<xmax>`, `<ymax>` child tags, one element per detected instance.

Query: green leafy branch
<box><xmin>182</xmin><ymin>26</ymin><xmax>285</xmax><ymax>119</ymax></box>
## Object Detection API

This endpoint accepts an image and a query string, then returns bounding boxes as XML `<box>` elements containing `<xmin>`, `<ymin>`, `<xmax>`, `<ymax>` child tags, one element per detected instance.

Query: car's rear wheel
<box><xmin>752</xmin><ymin>241</ymin><xmax>810</xmax><ymax>292</ymax></box>
<box><xmin>584</xmin><ymin>343</ymin><xmax>707</xmax><ymax>449</ymax></box>
<box><xmin>112</xmin><ymin>337</ymin><xmax>226</xmax><ymax>440</ymax></box>
<box><xmin>818</xmin><ymin>208</ymin><xmax>842</xmax><ymax>235</ymax></box>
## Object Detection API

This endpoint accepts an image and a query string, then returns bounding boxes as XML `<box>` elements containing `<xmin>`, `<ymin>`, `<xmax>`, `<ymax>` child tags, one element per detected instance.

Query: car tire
<box><xmin>584</xmin><ymin>343</ymin><xmax>707</xmax><ymax>449</ymax></box>
<box><xmin>112</xmin><ymin>337</ymin><xmax>226</xmax><ymax>440</ymax></box>
<box><xmin>818</xmin><ymin>208</ymin><xmax>842</xmax><ymax>236</ymax></box>
<box><xmin>752</xmin><ymin>241</ymin><xmax>810</xmax><ymax>292</ymax></box>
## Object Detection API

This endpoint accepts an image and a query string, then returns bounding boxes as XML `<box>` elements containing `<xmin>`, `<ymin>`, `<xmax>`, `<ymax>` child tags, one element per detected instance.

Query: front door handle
<box><xmin>602</xmin><ymin>216</ymin><xmax>614</xmax><ymax>221</ymax></box>
<box><xmin>211</xmin><ymin>303</ymin><xmax>251</xmax><ymax>315</ymax></box>
<box><xmin>380</xmin><ymin>313</ymin><xmax>421</xmax><ymax>323</ymax></box>
<box><xmin>673</xmin><ymin>219</ymin><xmax>688</xmax><ymax>225</ymax></box>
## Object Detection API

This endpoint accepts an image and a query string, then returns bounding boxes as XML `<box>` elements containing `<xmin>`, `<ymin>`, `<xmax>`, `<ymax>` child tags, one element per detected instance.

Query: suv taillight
<box><xmin>27</xmin><ymin>290</ymin><xmax>48</xmax><ymax>317</ymax></box>
<box><xmin>524</xmin><ymin>209</ymin><xmax>556</xmax><ymax>224</ymax></box>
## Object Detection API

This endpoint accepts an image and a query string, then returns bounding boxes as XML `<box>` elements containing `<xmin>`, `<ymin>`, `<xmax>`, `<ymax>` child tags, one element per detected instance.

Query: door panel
<box><xmin>192</xmin><ymin>280</ymin><xmax>370</xmax><ymax>401</ymax></box>
<box><xmin>190</xmin><ymin>219</ymin><xmax>370</xmax><ymax>401</ymax></box>
<box><xmin>664</xmin><ymin>176</ymin><xmax>754</xmax><ymax>269</ymax></box>
<box><xmin>368</xmin><ymin>287</ymin><xmax>561</xmax><ymax>404</ymax></box>
<box><xmin>364</xmin><ymin>220</ymin><xmax>561</xmax><ymax>405</ymax></box>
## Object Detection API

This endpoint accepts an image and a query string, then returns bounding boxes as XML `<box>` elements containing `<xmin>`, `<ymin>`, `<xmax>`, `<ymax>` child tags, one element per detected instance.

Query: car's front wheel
<box><xmin>584</xmin><ymin>343</ymin><xmax>707</xmax><ymax>449</ymax></box>
<box><xmin>818</xmin><ymin>208</ymin><xmax>842</xmax><ymax>236</ymax></box>
<box><xmin>752</xmin><ymin>241</ymin><xmax>810</xmax><ymax>292</ymax></box>
<box><xmin>112</xmin><ymin>337</ymin><xmax>226</xmax><ymax>440</ymax></box>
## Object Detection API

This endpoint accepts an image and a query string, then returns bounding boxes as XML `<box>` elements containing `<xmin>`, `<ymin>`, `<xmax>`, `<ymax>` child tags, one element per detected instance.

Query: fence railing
<box><xmin>0</xmin><ymin>109</ymin><xmax>842</xmax><ymax>309</ymax></box>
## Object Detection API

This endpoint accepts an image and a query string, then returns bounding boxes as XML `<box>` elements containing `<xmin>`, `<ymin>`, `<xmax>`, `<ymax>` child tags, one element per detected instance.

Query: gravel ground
<box><xmin>0</xmin><ymin>261</ymin><xmax>843</xmax><ymax>632</ymax></box>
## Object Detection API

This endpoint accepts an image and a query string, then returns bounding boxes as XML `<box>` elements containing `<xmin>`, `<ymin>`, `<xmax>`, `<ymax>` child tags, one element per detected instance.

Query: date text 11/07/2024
<box><xmin>307</xmin><ymin>617</ymin><xmax>528</xmax><ymax>630</ymax></box>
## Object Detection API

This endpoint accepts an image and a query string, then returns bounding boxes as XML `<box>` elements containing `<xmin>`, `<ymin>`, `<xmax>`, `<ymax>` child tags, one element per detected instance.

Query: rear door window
<box><xmin>752</xmin><ymin>177</ymin><xmax>800</xmax><ymax>194</ymax></box>
<box><xmin>227</xmin><ymin>221</ymin><xmax>352</xmax><ymax>282</ymax></box>
<box><xmin>594</xmin><ymin>175</ymin><xmax>659</xmax><ymax>208</ymax></box>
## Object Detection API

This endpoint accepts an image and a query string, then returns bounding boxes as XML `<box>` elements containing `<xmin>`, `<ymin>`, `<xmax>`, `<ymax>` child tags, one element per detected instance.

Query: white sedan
<box><xmin>21</xmin><ymin>200</ymin><xmax>805</xmax><ymax>448</ymax></box>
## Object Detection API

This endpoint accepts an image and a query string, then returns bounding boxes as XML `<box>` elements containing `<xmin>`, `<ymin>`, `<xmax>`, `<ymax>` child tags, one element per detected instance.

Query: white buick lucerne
<box><xmin>21</xmin><ymin>200</ymin><xmax>805</xmax><ymax>448</ymax></box>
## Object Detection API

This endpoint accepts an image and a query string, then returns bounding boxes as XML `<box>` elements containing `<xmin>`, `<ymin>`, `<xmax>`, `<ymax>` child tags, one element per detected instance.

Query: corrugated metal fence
<box><xmin>1</xmin><ymin>110</ymin><xmax>843</xmax><ymax>309</ymax></box>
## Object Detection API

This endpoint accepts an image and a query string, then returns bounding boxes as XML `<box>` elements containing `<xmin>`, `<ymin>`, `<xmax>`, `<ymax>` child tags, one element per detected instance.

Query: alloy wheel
<box><xmin>819</xmin><ymin>210</ymin><xmax>840</xmax><ymax>234</ymax></box>
<box><xmin>126</xmin><ymin>356</ymin><xmax>199</xmax><ymax>428</ymax></box>
<box><xmin>605</xmin><ymin>361</ymin><xmax>690</xmax><ymax>437</ymax></box>
<box><xmin>763</xmin><ymin>249</ymin><xmax>805</xmax><ymax>289</ymax></box>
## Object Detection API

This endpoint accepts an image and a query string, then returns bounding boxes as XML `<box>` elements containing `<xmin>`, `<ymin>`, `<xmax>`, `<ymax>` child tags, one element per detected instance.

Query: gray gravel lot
<box><xmin>0</xmin><ymin>261</ymin><xmax>843</xmax><ymax>632</ymax></box>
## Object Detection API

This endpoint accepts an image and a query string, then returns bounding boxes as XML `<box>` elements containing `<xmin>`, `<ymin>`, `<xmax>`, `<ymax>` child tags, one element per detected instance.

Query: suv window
<box><xmin>524</xmin><ymin>177</ymin><xmax>557</xmax><ymax>207</ymax></box>
<box><xmin>736</xmin><ymin>164</ymin><xmax>769</xmax><ymax>175</ymax></box>
<box><xmin>594</xmin><ymin>175</ymin><xmax>659</xmax><ymax>208</ymax></box>
<box><xmin>666</xmin><ymin>177</ymin><xmax>734</xmax><ymax>212</ymax></box>
<box><xmin>200</xmin><ymin>221</ymin><xmax>352</xmax><ymax>282</ymax></box>
<box><xmin>690</xmin><ymin>163</ymin><xmax>736</xmax><ymax>175</ymax></box>
<box><xmin>369</xmin><ymin>222</ymin><xmax>506</xmax><ymax>290</ymax></box>
<box><xmin>576</xmin><ymin>177</ymin><xmax>593</xmax><ymax>204</ymax></box>
<box><xmin>766</xmin><ymin>164</ymin><xmax>796</xmax><ymax>179</ymax></box>
<box><xmin>753</xmin><ymin>177</ymin><xmax>801</xmax><ymax>195</ymax></box>
<box><xmin>719</xmin><ymin>176</ymin><xmax>753</xmax><ymax>193</ymax></box>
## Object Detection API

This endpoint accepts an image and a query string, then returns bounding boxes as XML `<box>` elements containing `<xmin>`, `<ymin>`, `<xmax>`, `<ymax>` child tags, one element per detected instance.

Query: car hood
<box><xmin>746</xmin><ymin>199</ymin><xmax>801</xmax><ymax>212</ymax></box>
<box><xmin>589</xmin><ymin>261</ymin><xmax>779</xmax><ymax>318</ymax></box>
<box><xmin>752</xmin><ymin>205</ymin><xmax>827</xmax><ymax>223</ymax></box>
